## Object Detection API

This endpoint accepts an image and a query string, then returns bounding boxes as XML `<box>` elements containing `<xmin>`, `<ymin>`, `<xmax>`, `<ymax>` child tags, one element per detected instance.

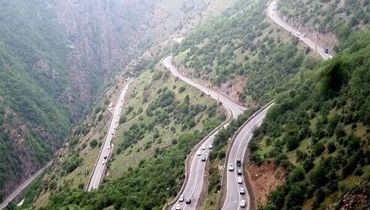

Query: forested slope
<box><xmin>170</xmin><ymin>0</ymin><xmax>370</xmax><ymax>208</ymax></box>
<box><xmin>18</xmin><ymin>64</ymin><xmax>224</xmax><ymax>210</ymax></box>
<box><xmin>0</xmin><ymin>0</ymin><xmax>71</xmax><ymax>201</ymax></box>
<box><xmin>173</xmin><ymin>0</ymin><xmax>316</xmax><ymax>104</ymax></box>
<box><xmin>251</xmin><ymin>31</ymin><xmax>370</xmax><ymax>210</ymax></box>
<box><xmin>0</xmin><ymin>0</ymin><xmax>235</xmax><ymax>202</ymax></box>
<box><xmin>279</xmin><ymin>0</ymin><xmax>370</xmax><ymax>38</ymax></box>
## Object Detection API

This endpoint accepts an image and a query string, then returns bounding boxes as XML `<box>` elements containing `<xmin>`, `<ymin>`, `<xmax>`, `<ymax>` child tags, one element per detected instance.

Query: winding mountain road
<box><xmin>164</xmin><ymin>0</ymin><xmax>335</xmax><ymax>209</ymax></box>
<box><xmin>267</xmin><ymin>0</ymin><xmax>333</xmax><ymax>60</ymax></box>
<box><xmin>163</xmin><ymin>56</ymin><xmax>245</xmax><ymax>119</ymax></box>
<box><xmin>222</xmin><ymin>104</ymin><xmax>272</xmax><ymax>210</ymax></box>
<box><xmin>88</xmin><ymin>80</ymin><xmax>131</xmax><ymax>191</ymax></box>
<box><xmin>163</xmin><ymin>56</ymin><xmax>246</xmax><ymax>210</ymax></box>
<box><xmin>0</xmin><ymin>0</ymin><xmax>336</xmax><ymax>209</ymax></box>
<box><xmin>221</xmin><ymin>1</ymin><xmax>334</xmax><ymax>209</ymax></box>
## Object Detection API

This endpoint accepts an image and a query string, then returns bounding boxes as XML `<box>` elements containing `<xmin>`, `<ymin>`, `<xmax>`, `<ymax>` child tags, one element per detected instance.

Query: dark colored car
<box><xmin>236</xmin><ymin>159</ymin><xmax>241</xmax><ymax>167</ymax></box>
<box><xmin>324</xmin><ymin>48</ymin><xmax>329</xmax><ymax>53</ymax></box>
<box><xmin>185</xmin><ymin>199</ymin><xmax>191</xmax><ymax>204</ymax></box>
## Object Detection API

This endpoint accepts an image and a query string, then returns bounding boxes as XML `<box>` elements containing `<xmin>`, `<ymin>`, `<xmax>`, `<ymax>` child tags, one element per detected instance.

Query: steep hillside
<box><xmin>0</xmin><ymin>0</ymin><xmax>236</xmax><ymax>203</ymax></box>
<box><xmin>109</xmin><ymin>69</ymin><xmax>223</xmax><ymax>178</ymax></box>
<box><xmin>169</xmin><ymin>0</ymin><xmax>370</xmax><ymax>208</ymax></box>
<box><xmin>18</xmin><ymin>62</ymin><xmax>224</xmax><ymax>210</ymax></box>
<box><xmin>278</xmin><ymin>0</ymin><xmax>370</xmax><ymax>50</ymax></box>
<box><xmin>251</xmin><ymin>31</ymin><xmax>370</xmax><ymax>210</ymax></box>
<box><xmin>279</xmin><ymin>0</ymin><xmax>370</xmax><ymax>38</ymax></box>
<box><xmin>55</xmin><ymin>0</ymin><xmax>234</xmax><ymax>119</ymax></box>
<box><xmin>0</xmin><ymin>0</ymin><xmax>71</xmax><ymax>201</ymax></box>
<box><xmin>173</xmin><ymin>0</ymin><xmax>317</xmax><ymax>105</ymax></box>
<box><xmin>170</xmin><ymin>0</ymin><xmax>321</xmax><ymax>207</ymax></box>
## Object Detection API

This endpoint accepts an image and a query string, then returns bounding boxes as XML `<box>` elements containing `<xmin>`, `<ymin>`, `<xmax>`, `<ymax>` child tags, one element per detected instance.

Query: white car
<box><xmin>197</xmin><ymin>151</ymin><xmax>202</xmax><ymax>156</ymax></box>
<box><xmin>228</xmin><ymin>164</ymin><xmax>234</xmax><ymax>171</ymax></box>
<box><xmin>239</xmin><ymin>187</ymin><xmax>245</xmax><ymax>195</ymax></box>
<box><xmin>240</xmin><ymin>200</ymin><xmax>246</xmax><ymax>208</ymax></box>
<box><xmin>201</xmin><ymin>156</ymin><xmax>207</xmax><ymax>162</ymax></box>
<box><xmin>179</xmin><ymin>195</ymin><xmax>184</xmax><ymax>202</ymax></box>
<box><xmin>201</xmin><ymin>145</ymin><xmax>206</xmax><ymax>150</ymax></box>
<box><xmin>175</xmin><ymin>204</ymin><xmax>181</xmax><ymax>210</ymax></box>
<box><xmin>107</xmin><ymin>145</ymin><xmax>111</xmax><ymax>149</ymax></box>
<box><xmin>208</xmin><ymin>145</ymin><xmax>213</xmax><ymax>149</ymax></box>
<box><xmin>102</xmin><ymin>160</ymin><xmax>106</xmax><ymax>165</ymax></box>
<box><xmin>237</xmin><ymin>177</ymin><xmax>243</xmax><ymax>184</ymax></box>
<box><xmin>237</xmin><ymin>168</ymin><xmax>242</xmax><ymax>175</ymax></box>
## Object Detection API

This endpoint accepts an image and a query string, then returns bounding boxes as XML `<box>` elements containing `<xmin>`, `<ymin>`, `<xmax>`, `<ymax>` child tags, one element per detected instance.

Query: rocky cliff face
<box><xmin>54</xmin><ymin>0</ymin><xmax>195</xmax><ymax>118</ymax></box>
<box><xmin>55</xmin><ymin>0</ymin><xmax>126</xmax><ymax>119</ymax></box>
<box><xmin>53</xmin><ymin>0</ymin><xmax>226</xmax><ymax>118</ymax></box>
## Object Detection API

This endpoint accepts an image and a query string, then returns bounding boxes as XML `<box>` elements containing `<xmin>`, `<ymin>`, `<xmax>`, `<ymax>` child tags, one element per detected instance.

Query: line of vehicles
<box><xmin>229</xmin><ymin>159</ymin><xmax>247</xmax><ymax>208</ymax></box>
<box><xmin>174</xmin><ymin>150</ymin><xmax>247</xmax><ymax>209</ymax></box>
<box><xmin>101</xmin><ymin>118</ymin><xmax>120</xmax><ymax>166</ymax></box>
<box><xmin>272</xmin><ymin>1</ymin><xmax>331</xmax><ymax>55</ymax></box>
<box><xmin>174</xmin><ymin>144</ymin><xmax>213</xmax><ymax>210</ymax></box>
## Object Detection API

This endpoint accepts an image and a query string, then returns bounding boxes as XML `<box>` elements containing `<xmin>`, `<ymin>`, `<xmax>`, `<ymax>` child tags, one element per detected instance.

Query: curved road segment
<box><xmin>163</xmin><ymin>56</ymin><xmax>245</xmax><ymax>119</ymax></box>
<box><xmin>163</xmin><ymin>56</ymin><xmax>246</xmax><ymax>210</ymax></box>
<box><xmin>267</xmin><ymin>0</ymin><xmax>333</xmax><ymax>60</ymax></box>
<box><xmin>88</xmin><ymin>80</ymin><xmax>131</xmax><ymax>191</ymax></box>
<box><xmin>222</xmin><ymin>105</ymin><xmax>272</xmax><ymax>210</ymax></box>
<box><xmin>221</xmin><ymin>1</ymin><xmax>334</xmax><ymax>209</ymax></box>
<box><xmin>0</xmin><ymin>162</ymin><xmax>51</xmax><ymax>210</ymax></box>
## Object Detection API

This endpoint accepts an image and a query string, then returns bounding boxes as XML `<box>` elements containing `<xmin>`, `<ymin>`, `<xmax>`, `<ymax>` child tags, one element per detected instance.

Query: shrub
<box><xmin>89</xmin><ymin>139</ymin><xmax>98</xmax><ymax>148</ymax></box>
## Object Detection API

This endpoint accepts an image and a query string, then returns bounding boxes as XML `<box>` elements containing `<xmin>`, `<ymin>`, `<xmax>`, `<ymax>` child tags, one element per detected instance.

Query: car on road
<box><xmin>175</xmin><ymin>204</ymin><xmax>181</xmax><ymax>210</ymax></box>
<box><xmin>201</xmin><ymin>156</ymin><xmax>207</xmax><ymax>162</ymax></box>
<box><xmin>185</xmin><ymin>199</ymin><xmax>191</xmax><ymax>204</ymax></box>
<box><xmin>237</xmin><ymin>168</ymin><xmax>242</xmax><ymax>175</ymax></box>
<box><xmin>208</xmin><ymin>144</ymin><xmax>213</xmax><ymax>149</ymax></box>
<box><xmin>228</xmin><ymin>164</ymin><xmax>234</xmax><ymax>171</ymax></box>
<box><xmin>107</xmin><ymin>145</ymin><xmax>111</xmax><ymax>149</ymax></box>
<box><xmin>104</xmin><ymin>156</ymin><xmax>107</xmax><ymax>159</ymax></box>
<box><xmin>201</xmin><ymin>145</ymin><xmax>206</xmax><ymax>150</ymax></box>
<box><xmin>197</xmin><ymin>151</ymin><xmax>202</xmax><ymax>156</ymax></box>
<box><xmin>179</xmin><ymin>195</ymin><xmax>184</xmax><ymax>202</ymax></box>
<box><xmin>240</xmin><ymin>200</ymin><xmax>246</xmax><ymax>208</ymax></box>
<box><xmin>239</xmin><ymin>187</ymin><xmax>245</xmax><ymax>195</ymax></box>
<box><xmin>324</xmin><ymin>48</ymin><xmax>329</xmax><ymax>53</ymax></box>
<box><xmin>236</xmin><ymin>159</ymin><xmax>241</xmax><ymax>167</ymax></box>
<box><xmin>237</xmin><ymin>177</ymin><xmax>243</xmax><ymax>184</ymax></box>
<box><xmin>102</xmin><ymin>160</ymin><xmax>106</xmax><ymax>165</ymax></box>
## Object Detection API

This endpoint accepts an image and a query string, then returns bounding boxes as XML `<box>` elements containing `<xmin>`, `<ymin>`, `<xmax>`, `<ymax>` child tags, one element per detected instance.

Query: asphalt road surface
<box><xmin>163</xmin><ymin>56</ymin><xmax>246</xmax><ymax>210</ymax></box>
<box><xmin>88</xmin><ymin>80</ymin><xmax>131</xmax><ymax>191</ymax></box>
<box><xmin>267</xmin><ymin>0</ymin><xmax>333</xmax><ymax>60</ymax></box>
<box><xmin>221</xmin><ymin>1</ymin><xmax>334</xmax><ymax>208</ymax></box>
<box><xmin>0</xmin><ymin>162</ymin><xmax>52</xmax><ymax>210</ymax></box>
<box><xmin>222</xmin><ymin>105</ymin><xmax>272</xmax><ymax>210</ymax></box>
<box><xmin>163</xmin><ymin>56</ymin><xmax>245</xmax><ymax>119</ymax></box>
